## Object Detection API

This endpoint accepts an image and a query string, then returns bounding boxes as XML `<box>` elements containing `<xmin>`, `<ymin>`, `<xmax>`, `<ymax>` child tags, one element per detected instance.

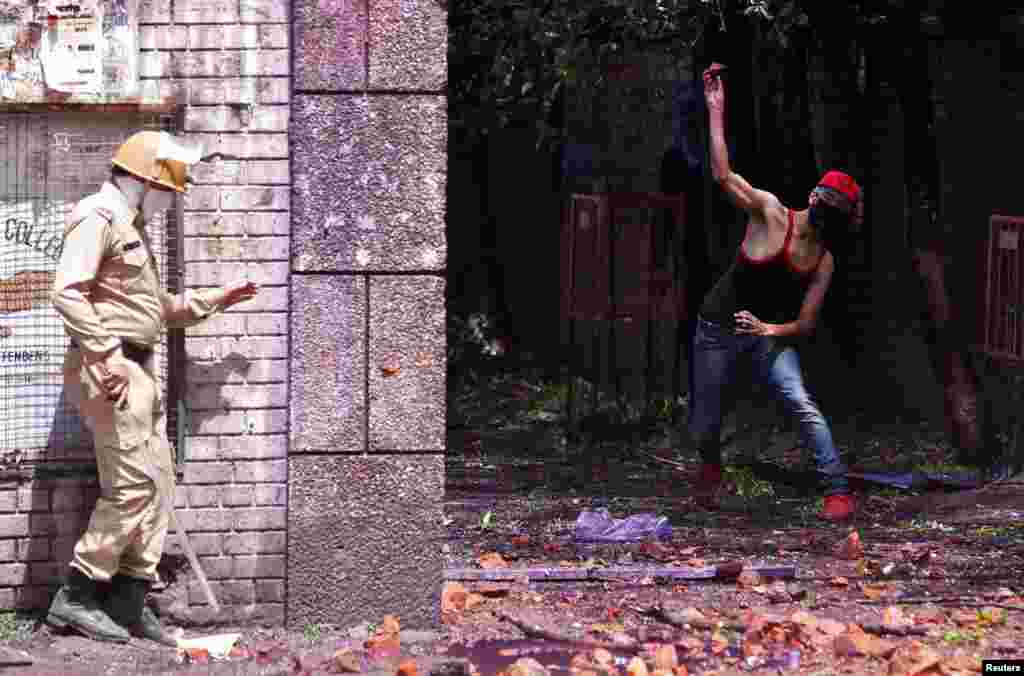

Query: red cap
<box><xmin>816</xmin><ymin>170</ymin><xmax>863</xmax><ymax>226</ymax></box>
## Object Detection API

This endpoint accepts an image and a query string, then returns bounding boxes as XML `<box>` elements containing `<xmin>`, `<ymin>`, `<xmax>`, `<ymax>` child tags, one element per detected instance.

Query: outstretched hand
<box><xmin>703</xmin><ymin>62</ymin><xmax>727</xmax><ymax>113</ymax></box>
<box><xmin>220</xmin><ymin>279</ymin><xmax>260</xmax><ymax>310</ymax></box>
<box><xmin>734</xmin><ymin>310</ymin><xmax>772</xmax><ymax>336</ymax></box>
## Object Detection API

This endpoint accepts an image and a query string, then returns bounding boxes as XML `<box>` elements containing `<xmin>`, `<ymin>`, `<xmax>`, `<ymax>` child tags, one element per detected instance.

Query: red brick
<box><xmin>0</xmin><ymin>563</ymin><xmax>28</xmax><ymax>586</ymax></box>
<box><xmin>187</xmin><ymin>409</ymin><xmax>288</xmax><ymax>436</ymax></box>
<box><xmin>230</xmin><ymin>602</ymin><xmax>284</xmax><ymax>626</ymax></box>
<box><xmin>51</xmin><ymin>486</ymin><xmax>85</xmax><ymax>512</ymax></box>
<box><xmin>17</xmin><ymin>489</ymin><xmax>49</xmax><ymax>512</ymax></box>
<box><xmin>18</xmin><ymin>538</ymin><xmax>50</xmax><ymax>562</ymax></box>
<box><xmin>223</xmin><ymin>532</ymin><xmax>285</xmax><ymax>555</ymax></box>
<box><xmin>51</xmin><ymin>536</ymin><xmax>77</xmax><ymax>563</ymax></box>
<box><xmin>190</xmin><ymin>579</ymin><xmax>253</xmax><ymax>606</ymax></box>
<box><xmin>0</xmin><ymin>540</ymin><xmax>16</xmax><ymax>561</ymax></box>
<box><xmin>222</xmin><ymin>486</ymin><xmax>253</xmax><ymax>506</ymax></box>
<box><xmin>253</xmin><ymin>485</ymin><xmax>286</xmax><ymax>506</ymax></box>
<box><xmin>232</xmin><ymin>554</ymin><xmax>285</xmax><ymax>578</ymax></box>
<box><xmin>254</xmin><ymin>579</ymin><xmax>285</xmax><ymax>603</ymax></box>
<box><xmin>176</xmin><ymin>509</ymin><xmax>232</xmax><ymax>532</ymax></box>
<box><xmin>234</xmin><ymin>460</ymin><xmax>286</xmax><ymax>484</ymax></box>
<box><xmin>15</xmin><ymin>586</ymin><xmax>50</xmax><ymax>610</ymax></box>
<box><xmin>0</xmin><ymin>515</ymin><xmax>30</xmax><ymax>538</ymax></box>
<box><xmin>29</xmin><ymin>562</ymin><xmax>61</xmax><ymax>585</ymax></box>
<box><xmin>166</xmin><ymin>533</ymin><xmax>222</xmax><ymax>557</ymax></box>
<box><xmin>184</xmin><ymin>462</ymin><xmax>234</xmax><ymax>485</ymax></box>
<box><xmin>232</xmin><ymin>507</ymin><xmax>286</xmax><ymax>531</ymax></box>
<box><xmin>187</xmin><ymin>485</ymin><xmax>222</xmax><ymax>507</ymax></box>
<box><xmin>196</xmin><ymin>556</ymin><xmax>234</xmax><ymax>580</ymax></box>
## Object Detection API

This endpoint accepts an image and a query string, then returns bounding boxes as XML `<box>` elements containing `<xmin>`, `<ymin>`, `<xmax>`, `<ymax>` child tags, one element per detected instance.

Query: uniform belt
<box><xmin>68</xmin><ymin>339</ymin><xmax>154</xmax><ymax>364</ymax></box>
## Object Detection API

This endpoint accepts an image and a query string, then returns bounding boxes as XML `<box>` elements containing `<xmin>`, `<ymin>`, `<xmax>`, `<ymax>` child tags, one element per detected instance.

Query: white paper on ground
<box><xmin>176</xmin><ymin>633</ymin><xmax>242</xmax><ymax>658</ymax></box>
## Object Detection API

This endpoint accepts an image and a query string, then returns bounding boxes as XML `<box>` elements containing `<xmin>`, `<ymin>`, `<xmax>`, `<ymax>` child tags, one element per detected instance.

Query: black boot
<box><xmin>46</xmin><ymin>568</ymin><xmax>131</xmax><ymax>643</ymax></box>
<box><xmin>104</xmin><ymin>574</ymin><xmax>178</xmax><ymax>646</ymax></box>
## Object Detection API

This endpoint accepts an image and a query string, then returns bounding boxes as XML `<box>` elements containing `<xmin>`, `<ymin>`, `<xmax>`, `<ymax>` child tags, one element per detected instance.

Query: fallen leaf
<box><xmin>678</xmin><ymin>546</ymin><xmax>698</xmax><ymax>557</ymax></box>
<box><xmin>465</xmin><ymin>593</ymin><xmax>486</xmax><ymax>610</ymax></box>
<box><xmin>381</xmin><ymin>365</ymin><xmax>401</xmax><ymax>377</ymax></box>
<box><xmin>365</xmin><ymin>615</ymin><xmax>401</xmax><ymax>658</ymax></box>
<box><xmin>506</xmin><ymin>657</ymin><xmax>550</xmax><ymax>676</ymax></box>
<box><xmin>817</xmin><ymin>618</ymin><xmax>848</xmax><ymax>636</ymax></box>
<box><xmin>654</xmin><ymin>644</ymin><xmax>679</xmax><ymax>670</ymax></box>
<box><xmin>673</xmin><ymin>666</ymin><xmax>689</xmax><ymax>676</ymax></box>
<box><xmin>641</xmin><ymin>541</ymin><xmax>674</xmax><ymax>562</ymax></box>
<box><xmin>834</xmin><ymin>531</ymin><xmax>864</xmax><ymax>560</ymax></box>
<box><xmin>942</xmin><ymin>654</ymin><xmax>982</xmax><ymax>673</ymax></box>
<box><xmin>477</xmin><ymin>552</ymin><xmax>509</xmax><ymax>570</ymax></box>
<box><xmin>829</xmin><ymin>576</ymin><xmax>850</xmax><ymax>587</ymax></box>
<box><xmin>543</xmin><ymin>543</ymin><xmax>561</xmax><ymax>555</ymax></box>
<box><xmin>442</xmin><ymin>582</ymin><xmax>468</xmax><ymax>615</ymax></box>
<box><xmin>737</xmin><ymin>569</ymin><xmax>762</xmax><ymax>590</ymax></box>
<box><xmin>978</xmin><ymin>607</ymin><xmax>1008</xmax><ymax>626</ymax></box>
<box><xmin>331</xmin><ymin>647</ymin><xmax>361</xmax><ymax>673</ymax></box>
<box><xmin>627</xmin><ymin>656</ymin><xmax>650</xmax><ymax>676</ymax></box>
<box><xmin>397</xmin><ymin>659</ymin><xmax>419</xmax><ymax>676</ymax></box>
<box><xmin>742</xmin><ymin>639</ymin><xmax>766</xmax><ymax>658</ymax></box>
<box><xmin>228</xmin><ymin>646</ymin><xmax>250</xmax><ymax>659</ymax></box>
<box><xmin>882</xmin><ymin>606</ymin><xmax>911</xmax><ymax>629</ymax></box>
<box><xmin>900</xmin><ymin>544</ymin><xmax>933</xmax><ymax>565</ymax></box>
<box><xmin>860</xmin><ymin>582</ymin><xmax>895</xmax><ymax>601</ymax></box>
<box><xmin>836</xmin><ymin>626</ymin><xmax>897</xmax><ymax>658</ymax></box>
<box><xmin>950</xmin><ymin>609</ymin><xmax>978</xmax><ymax>627</ymax></box>
<box><xmin>686</xmin><ymin>558</ymin><xmax>706</xmax><ymax>568</ymax></box>
<box><xmin>511</xmin><ymin>535</ymin><xmax>530</xmax><ymax>547</ymax></box>
<box><xmin>888</xmin><ymin>640</ymin><xmax>942</xmax><ymax>676</ymax></box>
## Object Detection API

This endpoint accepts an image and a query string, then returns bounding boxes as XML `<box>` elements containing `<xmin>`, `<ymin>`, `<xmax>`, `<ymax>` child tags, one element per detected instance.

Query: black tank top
<box><xmin>699</xmin><ymin>209</ymin><xmax>822</xmax><ymax>327</ymax></box>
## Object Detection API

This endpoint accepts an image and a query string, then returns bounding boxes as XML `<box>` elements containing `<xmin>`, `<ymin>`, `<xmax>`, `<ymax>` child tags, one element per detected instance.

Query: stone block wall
<box><xmin>288</xmin><ymin>0</ymin><xmax>447</xmax><ymax>630</ymax></box>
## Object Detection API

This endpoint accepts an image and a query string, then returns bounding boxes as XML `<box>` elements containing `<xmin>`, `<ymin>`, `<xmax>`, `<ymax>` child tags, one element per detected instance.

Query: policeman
<box><xmin>47</xmin><ymin>131</ymin><xmax>259</xmax><ymax>644</ymax></box>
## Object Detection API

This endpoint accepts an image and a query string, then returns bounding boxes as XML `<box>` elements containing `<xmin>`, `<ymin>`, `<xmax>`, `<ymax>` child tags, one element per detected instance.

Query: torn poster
<box><xmin>42</xmin><ymin>14</ymin><xmax>102</xmax><ymax>94</ymax></box>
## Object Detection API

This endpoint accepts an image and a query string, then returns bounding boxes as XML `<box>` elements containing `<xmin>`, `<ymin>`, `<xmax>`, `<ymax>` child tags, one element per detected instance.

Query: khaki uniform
<box><xmin>52</xmin><ymin>182</ymin><xmax>220</xmax><ymax>583</ymax></box>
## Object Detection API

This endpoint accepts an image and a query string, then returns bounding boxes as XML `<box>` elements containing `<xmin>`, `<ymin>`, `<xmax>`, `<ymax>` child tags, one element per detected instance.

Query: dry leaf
<box><xmin>397</xmin><ymin>659</ymin><xmax>419</xmax><ymax>676</ymax></box>
<box><xmin>678</xmin><ymin>546</ymin><xmax>698</xmax><ymax>557</ymax></box>
<box><xmin>592</xmin><ymin>648</ymin><xmax>614</xmax><ymax>667</ymax></box>
<box><xmin>477</xmin><ymin>552</ymin><xmax>509</xmax><ymax>570</ymax></box>
<box><xmin>860</xmin><ymin>582</ymin><xmax>894</xmax><ymax>601</ymax></box>
<box><xmin>442</xmin><ymin>582</ymin><xmax>468</xmax><ymax>615</ymax></box>
<box><xmin>381</xmin><ymin>365</ymin><xmax>401</xmax><ymax>377</ymax></box>
<box><xmin>686</xmin><ymin>558</ymin><xmax>706</xmax><ymax>568</ymax></box>
<box><xmin>673</xmin><ymin>666</ymin><xmax>689</xmax><ymax>676</ymax></box>
<box><xmin>888</xmin><ymin>640</ymin><xmax>942</xmax><ymax>676</ymax></box>
<box><xmin>817</xmin><ymin>618</ymin><xmax>848</xmax><ymax>636</ymax></box>
<box><xmin>736</xmin><ymin>569</ymin><xmax>762</xmax><ymax>590</ymax></box>
<box><xmin>654</xmin><ymin>644</ymin><xmax>679</xmax><ymax>670</ymax></box>
<box><xmin>641</xmin><ymin>541</ymin><xmax>674</xmax><ymax>562</ymax></box>
<box><xmin>950</xmin><ymin>610</ymin><xmax>978</xmax><ymax>626</ymax></box>
<box><xmin>829</xmin><ymin>576</ymin><xmax>850</xmax><ymax>587</ymax></box>
<box><xmin>942</xmin><ymin>654</ymin><xmax>982</xmax><ymax>673</ymax></box>
<box><xmin>882</xmin><ymin>606</ymin><xmax>911</xmax><ymax>628</ymax></box>
<box><xmin>834</xmin><ymin>531</ymin><xmax>864</xmax><ymax>560</ymax></box>
<box><xmin>506</xmin><ymin>657</ymin><xmax>550</xmax><ymax>676</ymax></box>
<box><xmin>834</xmin><ymin>626</ymin><xmax>896</xmax><ymax>658</ymax></box>
<box><xmin>511</xmin><ymin>535</ymin><xmax>530</xmax><ymax>547</ymax></box>
<box><xmin>627</xmin><ymin>657</ymin><xmax>650</xmax><ymax>676</ymax></box>
<box><xmin>465</xmin><ymin>593</ymin><xmax>486</xmax><ymax>610</ymax></box>
<box><xmin>331</xmin><ymin>648</ymin><xmax>361</xmax><ymax>673</ymax></box>
<box><xmin>543</xmin><ymin>543</ymin><xmax>561</xmax><ymax>555</ymax></box>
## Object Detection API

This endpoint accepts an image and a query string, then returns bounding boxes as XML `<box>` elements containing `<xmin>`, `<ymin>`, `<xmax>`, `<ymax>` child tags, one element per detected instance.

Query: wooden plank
<box><xmin>444</xmin><ymin>564</ymin><xmax>797</xmax><ymax>583</ymax></box>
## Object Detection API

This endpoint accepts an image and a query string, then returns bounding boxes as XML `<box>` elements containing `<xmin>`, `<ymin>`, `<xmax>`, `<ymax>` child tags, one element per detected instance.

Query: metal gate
<box><xmin>0</xmin><ymin>109</ymin><xmax>183</xmax><ymax>468</ymax></box>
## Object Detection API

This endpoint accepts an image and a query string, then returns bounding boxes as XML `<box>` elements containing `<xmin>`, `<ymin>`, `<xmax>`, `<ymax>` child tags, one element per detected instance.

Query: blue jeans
<box><xmin>688</xmin><ymin>316</ymin><xmax>848</xmax><ymax>495</ymax></box>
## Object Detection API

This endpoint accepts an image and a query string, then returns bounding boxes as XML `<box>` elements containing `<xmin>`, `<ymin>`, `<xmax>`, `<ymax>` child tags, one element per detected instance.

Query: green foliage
<box><xmin>0</xmin><ymin>612</ymin><xmax>33</xmax><ymax>642</ymax></box>
<box><xmin>302</xmin><ymin>623</ymin><xmax>322</xmax><ymax>643</ymax></box>
<box><xmin>723</xmin><ymin>465</ymin><xmax>775</xmax><ymax>498</ymax></box>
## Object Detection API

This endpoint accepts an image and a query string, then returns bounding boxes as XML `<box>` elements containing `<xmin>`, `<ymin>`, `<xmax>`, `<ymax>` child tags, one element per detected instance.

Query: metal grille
<box><xmin>983</xmin><ymin>214</ymin><xmax>1024</xmax><ymax>364</ymax></box>
<box><xmin>0</xmin><ymin>110</ymin><xmax>182</xmax><ymax>465</ymax></box>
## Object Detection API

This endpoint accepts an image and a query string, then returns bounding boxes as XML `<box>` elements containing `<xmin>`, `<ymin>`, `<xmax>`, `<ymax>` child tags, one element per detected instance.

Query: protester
<box><xmin>689</xmin><ymin>63</ymin><xmax>862</xmax><ymax>521</ymax></box>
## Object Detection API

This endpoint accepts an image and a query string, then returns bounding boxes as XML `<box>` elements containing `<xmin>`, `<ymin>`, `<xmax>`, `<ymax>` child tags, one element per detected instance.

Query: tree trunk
<box><xmin>892</xmin><ymin>14</ymin><xmax>996</xmax><ymax>467</ymax></box>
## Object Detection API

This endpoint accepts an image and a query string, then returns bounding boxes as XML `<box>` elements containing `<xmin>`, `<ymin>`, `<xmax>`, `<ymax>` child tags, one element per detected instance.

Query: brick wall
<box><xmin>0</xmin><ymin>0</ymin><xmax>292</xmax><ymax>625</ymax></box>
<box><xmin>148</xmin><ymin>0</ymin><xmax>292</xmax><ymax>626</ymax></box>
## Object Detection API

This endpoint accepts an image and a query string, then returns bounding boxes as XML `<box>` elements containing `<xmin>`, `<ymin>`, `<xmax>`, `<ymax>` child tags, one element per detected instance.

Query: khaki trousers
<box><xmin>66</xmin><ymin>349</ymin><xmax>175</xmax><ymax>583</ymax></box>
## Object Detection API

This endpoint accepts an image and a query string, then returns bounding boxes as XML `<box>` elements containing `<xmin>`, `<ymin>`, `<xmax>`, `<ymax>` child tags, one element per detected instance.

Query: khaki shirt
<box><xmin>52</xmin><ymin>182</ymin><xmax>220</xmax><ymax>450</ymax></box>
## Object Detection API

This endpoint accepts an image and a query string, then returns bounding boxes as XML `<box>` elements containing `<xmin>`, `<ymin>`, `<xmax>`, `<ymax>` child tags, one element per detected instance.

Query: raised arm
<box><xmin>703</xmin><ymin>64</ymin><xmax>777</xmax><ymax>214</ymax></box>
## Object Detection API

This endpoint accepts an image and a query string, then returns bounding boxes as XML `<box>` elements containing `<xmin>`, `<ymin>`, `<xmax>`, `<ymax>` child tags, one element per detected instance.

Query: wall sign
<box><xmin>0</xmin><ymin>0</ymin><xmax>137</xmax><ymax>103</ymax></box>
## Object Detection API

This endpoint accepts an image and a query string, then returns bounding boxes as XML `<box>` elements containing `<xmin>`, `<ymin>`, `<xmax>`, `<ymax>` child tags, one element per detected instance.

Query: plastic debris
<box><xmin>574</xmin><ymin>508</ymin><xmax>671</xmax><ymax>543</ymax></box>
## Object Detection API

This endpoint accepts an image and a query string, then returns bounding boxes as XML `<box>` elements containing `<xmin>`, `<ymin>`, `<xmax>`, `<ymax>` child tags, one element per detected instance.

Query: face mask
<box><xmin>141</xmin><ymin>185</ymin><xmax>174</xmax><ymax>221</ymax></box>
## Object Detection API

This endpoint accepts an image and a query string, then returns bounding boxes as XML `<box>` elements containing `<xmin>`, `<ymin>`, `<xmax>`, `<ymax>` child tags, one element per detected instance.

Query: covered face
<box><xmin>810</xmin><ymin>170</ymin><xmax>863</xmax><ymax>228</ymax></box>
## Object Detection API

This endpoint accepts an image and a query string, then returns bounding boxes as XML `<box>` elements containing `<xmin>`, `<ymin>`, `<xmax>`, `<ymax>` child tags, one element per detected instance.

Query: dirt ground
<box><xmin>1</xmin><ymin>358</ymin><xmax>1022</xmax><ymax>675</ymax></box>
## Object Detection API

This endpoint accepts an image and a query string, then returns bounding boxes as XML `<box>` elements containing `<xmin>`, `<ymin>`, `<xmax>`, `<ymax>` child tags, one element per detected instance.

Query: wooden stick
<box><xmin>494</xmin><ymin>610</ymin><xmax>636</xmax><ymax>653</ymax></box>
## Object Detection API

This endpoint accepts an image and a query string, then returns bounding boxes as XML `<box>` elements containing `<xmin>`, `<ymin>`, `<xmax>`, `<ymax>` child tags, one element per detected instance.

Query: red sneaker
<box><xmin>820</xmin><ymin>494</ymin><xmax>856</xmax><ymax>521</ymax></box>
<box><xmin>693</xmin><ymin>463</ymin><xmax>723</xmax><ymax>510</ymax></box>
